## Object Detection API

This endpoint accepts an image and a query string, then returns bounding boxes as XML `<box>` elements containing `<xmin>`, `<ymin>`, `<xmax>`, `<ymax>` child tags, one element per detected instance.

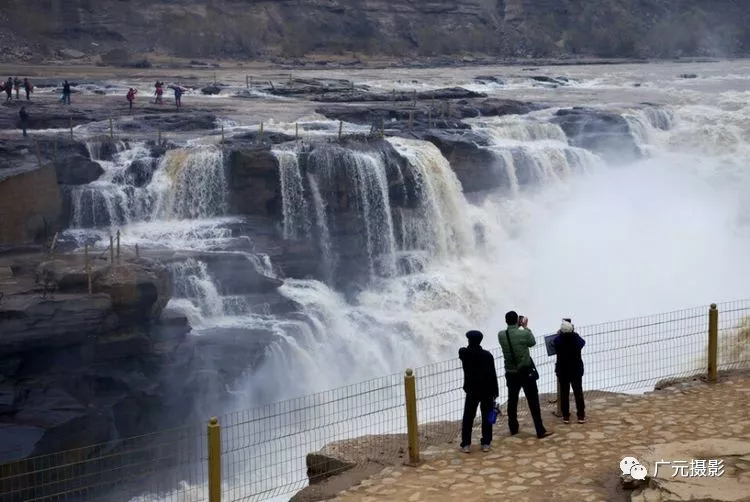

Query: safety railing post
<box><xmin>556</xmin><ymin>378</ymin><xmax>563</xmax><ymax>416</ymax></box>
<box><xmin>109</xmin><ymin>235</ymin><xmax>114</xmax><ymax>264</ymax></box>
<box><xmin>708</xmin><ymin>303</ymin><xmax>718</xmax><ymax>383</ymax></box>
<box><xmin>116</xmin><ymin>230</ymin><xmax>121</xmax><ymax>260</ymax></box>
<box><xmin>404</xmin><ymin>369</ymin><xmax>420</xmax><ymax>465</ymax></box>
<box><xmin>207</xmin><ymin>417</ymin><xmax>222</xmax><ymax>502</ymax></box>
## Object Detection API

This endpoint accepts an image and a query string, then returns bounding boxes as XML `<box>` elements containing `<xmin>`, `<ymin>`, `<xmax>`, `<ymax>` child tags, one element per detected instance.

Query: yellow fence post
<box><xmin>556</xmin><ymin>378</ymin><xmax>563</xmax><ymax>416</ymax></box>
<box><xmin>207</xmin><ymin>417</ymin><xmax>222</xmax><ymax>502</ymax></box>
<box><xmin>708</xmin><ymin>303</ymin><xmax>718</xmax><ymax>383</ymax></box>
<box><xmin>404</xmin><ymin>369</ymin><xmax>420</xmax><ymax>465</ymax></box>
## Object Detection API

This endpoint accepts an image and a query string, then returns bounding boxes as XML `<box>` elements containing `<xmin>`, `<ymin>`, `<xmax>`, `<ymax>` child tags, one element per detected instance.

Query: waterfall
<box><xmin>306</xmin><ymin>145</ymin><xmax>398</xmax><ymax>280</ymax></box>
<box><xmin>386</xmin><ymin>137</ymin><xmax>474</xmax><ymax>259</ymax></box>
<box><xmin>471</xmin><ymin>115</ymin><xmax>600</xmax><ymax>187</ymax></box>
<box><xmin>151</xmin><ymin>147</ymin><xmax>227</xmax><ymax>220</ymax></box>
<box><xmin>307</xmin><ymin>173</ymin><xmax>335</xmax><ymax>282</ymax></box>
<box><xmin>274</xmin><ymin>150</ymin><xmax>311</xmax><ymax>240</ymax></box>
<box><xmin>71</xmin><ymin>145</ymin><xmax>227</xmax><ymax>230</ymax></box>
<box><xmin>169</xmin><ymin>258</ymin><xmax>225</xmax><ymax>324</ymax></box>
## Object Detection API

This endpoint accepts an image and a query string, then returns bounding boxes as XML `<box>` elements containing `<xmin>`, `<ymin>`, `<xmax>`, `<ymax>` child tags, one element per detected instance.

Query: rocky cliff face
<box><xmin>2</xmin><ymin>0</ymin><xmax>750</xmax><ymax>62</ymax></box>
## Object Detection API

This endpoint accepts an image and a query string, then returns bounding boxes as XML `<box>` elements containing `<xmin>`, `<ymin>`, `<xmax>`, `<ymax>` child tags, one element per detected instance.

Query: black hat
<box><xmin>466</xmin><ymin>330</ymin><xmax>484</xmax><ymax>340</ymax></box>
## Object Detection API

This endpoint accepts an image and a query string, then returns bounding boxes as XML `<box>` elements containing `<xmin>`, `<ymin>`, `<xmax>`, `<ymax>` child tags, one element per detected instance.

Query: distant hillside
<box><xmin>1</xmin><ymin>0</ymin><xmax>749</xmax><ymax>63</ymax></box>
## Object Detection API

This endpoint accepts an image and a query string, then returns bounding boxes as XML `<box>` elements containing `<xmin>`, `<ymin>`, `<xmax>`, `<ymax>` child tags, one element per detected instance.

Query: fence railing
<box><xmin>1</xmin><ymin>300</ymin><xmax>748</xmax><ymax>502</ymax></box>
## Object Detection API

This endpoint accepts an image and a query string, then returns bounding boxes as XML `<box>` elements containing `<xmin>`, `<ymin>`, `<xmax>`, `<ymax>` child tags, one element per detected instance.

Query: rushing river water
<box><xmin>50</xmin><ymin>60</ymin><xmax>750</xmax><ymax>501</ymax></box>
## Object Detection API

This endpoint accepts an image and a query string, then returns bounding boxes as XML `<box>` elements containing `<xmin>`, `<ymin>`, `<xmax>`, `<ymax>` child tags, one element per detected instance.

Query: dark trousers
<box><xmin>25</xmin><ymin>89</ymin><xmax>29</xmax><ymax>100</ymax></box>
<box><xmin>559</xmin><ymin>374</ymin><xmax>585</xmax><ymax>419</ymax></box>
<box><xmin>460</xmin><ymin>394</ymin><xmax>494</xmax><ymax>447</ymax></box>
<box><xmin>21</xmin><ymin>120</ymin><xmax>27</xmax><ymax>137</ymax></box>
<box><xmin>506</xmin><ymin>373</ymin><xmax>547</xmax><ymax>438</ymax></box>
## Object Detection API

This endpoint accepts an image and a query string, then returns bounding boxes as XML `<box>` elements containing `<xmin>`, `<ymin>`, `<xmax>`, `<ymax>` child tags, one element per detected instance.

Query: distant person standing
<box><xmin>553</xmin><ymin>319</ymin><xmax>587</xmax><ymax>424</ymax></box>
<box><xmin>126</xmin><ymin>88</ymin><xmax>137</xmax><ymax>112</ymax></box>
<box><xmin>498</xmin><ymin>311</ymin><xmax>553</xmax><ymax>439</ymax></box>
<box><xmin>19</xmin><ymin>106</ymin><xmax>29</xmax><ymax>137</ymax></box>
<box><xmin>458</xmin><ymin>330</ymin><xmax>499</xmax><ymax>453</ymax></box>
<box><xmin>173</xmin><ymin>85</ymin><xmax>183</xmax><ymax>110</ymax></box>
<box><xmin>5</xmin><ymin>78</ymin><xmax>12</xmax><ymax>101</ymax></box>
<box><xmin>62</xmin><ymin>80</ymin><xmax>71</xmax><ymax>105</ymax></box>
<box><xmin>23</xmin><ymin>78</ymin><xmax>32</xmax><ymax>100</ymax></box>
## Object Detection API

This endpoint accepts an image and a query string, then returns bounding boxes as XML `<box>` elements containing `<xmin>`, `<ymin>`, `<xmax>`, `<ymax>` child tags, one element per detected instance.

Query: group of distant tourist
<box><xmin>458</xmin><ymin>310</ymin><xmax>586</xmax><ymax>452</ymax></box>
<box><xmin>9</xmin><ymin>76</ymin><xmax>190</xmax><ymax>138</ymax></box>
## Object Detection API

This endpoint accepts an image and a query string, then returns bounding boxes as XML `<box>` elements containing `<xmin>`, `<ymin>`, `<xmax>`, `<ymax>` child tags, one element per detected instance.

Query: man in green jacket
<box><xmin>498</xmin><ymin>311</ymin><xmax>552</xmax><ymax>439</ymax></box>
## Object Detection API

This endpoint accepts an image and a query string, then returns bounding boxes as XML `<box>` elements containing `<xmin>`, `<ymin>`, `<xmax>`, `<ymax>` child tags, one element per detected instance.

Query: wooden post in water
<box><xmin>246</xmin><ymin>75</ymin><xmax>249</xmax><ymax>88</ymax></box>
<box><xmin>392</xmin><ymin>89</ymin><xmax>396</xmax><ymax>101</ymax></box>
<box><xmin>84</xmin><ymin>243</ymin><xmax>92</xmax><ymax>294</ymax></box>
<box><xmin>259</xmin><ymin>121</ymin><xmax>264</xmax><ymax>141</ymax></box>
<box><xmin>338</xmin><ymin>120</ymin><xmax>343</xmax><ymax>141</ymax></box>
<box><xmin>109</xmin><ymin>118</ymin><xmax>114</xmax><ymax>140</ymax></box>
<box><xmin>221</xmin><ymin>124</ymin><xmax>225</xmax><ymax>142</ymax></box>
<box><xmin>109</xmin><ymin>235</ymin><xmax>114</xmax><ymax>264</ymax></box>
<box><xmin>135</xmin><ymin>244</ymin><xmax>140</xmax><ymax>258</ymax></box>
<box><xmin>116</xmin><ymin>230</ymin><xmax>121</xmax><ymax>260</ymax></box>
<box><xmin>295</xmin><ymin>122</ymin><xmax>299</xmax><ymax>141</ymax></box>
<box><xmin>69</xmin><ymin>117</ymin><xmax>73</xmax><ymax>140</ymax></box>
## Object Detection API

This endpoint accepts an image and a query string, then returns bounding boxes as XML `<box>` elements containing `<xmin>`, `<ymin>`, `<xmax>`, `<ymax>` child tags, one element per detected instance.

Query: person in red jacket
<box><xmin>126</xmin><ymin>88</ymin><xmax>137</xmax><ymax>112</ymax></box>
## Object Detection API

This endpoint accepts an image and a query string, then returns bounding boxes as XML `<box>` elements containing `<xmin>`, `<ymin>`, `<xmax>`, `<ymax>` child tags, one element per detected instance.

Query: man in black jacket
<box><xmin>459</xmin><ymin>330</ymin><xmax>499</xmax><ymax>453</ymax></box>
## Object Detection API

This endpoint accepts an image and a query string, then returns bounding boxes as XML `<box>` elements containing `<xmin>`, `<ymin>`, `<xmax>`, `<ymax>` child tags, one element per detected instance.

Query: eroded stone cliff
<box><xmin>1</xmin><ymin>0</ymin><xmax>750</xmax><ymax>62</ymax></box>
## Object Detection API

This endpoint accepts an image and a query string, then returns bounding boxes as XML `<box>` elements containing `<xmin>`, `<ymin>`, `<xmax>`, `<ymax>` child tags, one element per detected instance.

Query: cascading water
<box><xmin>53</xmin><ymin>68</ymin><xmax>749</xmax><ymax>502</ymax></box>
<box><xmin>469</xmin><ymin>115</ymin><xmax>601</xmax><ymax>190</ymax></box>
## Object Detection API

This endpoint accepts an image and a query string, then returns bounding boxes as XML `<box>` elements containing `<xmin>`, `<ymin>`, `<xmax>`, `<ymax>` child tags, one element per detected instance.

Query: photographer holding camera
<box><xmin>498</xmin><ymin>311</ymin><xmax>553</xmax><ymax>439</ymax></box>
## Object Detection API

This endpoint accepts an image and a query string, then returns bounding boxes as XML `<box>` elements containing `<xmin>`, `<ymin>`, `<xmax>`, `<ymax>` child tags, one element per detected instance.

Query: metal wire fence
<box><xmin>0</xmin><ymin>423</ymin><xmax>207</xmax><ymax>502</ymax></box>
<box><xmin>0</xmin><ymin>300</ymin><xmax>748</xmax><ymax>502</ymax></box>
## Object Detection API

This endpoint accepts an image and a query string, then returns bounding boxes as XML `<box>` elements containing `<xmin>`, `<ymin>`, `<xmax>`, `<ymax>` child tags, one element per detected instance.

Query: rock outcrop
<box><xmin>0</xmin><ymin>163</ymin><xmax>62</xmax><ymax>245</ymax></box>
<box><xmin>3</xmin><ymin>0</ymin><xmax>750</xmax><ymax>61</ymax></box>
<box><xmin>0</xmin><ymin>251</ymin><xmax>193</xmax><ymax>464</ymax></box>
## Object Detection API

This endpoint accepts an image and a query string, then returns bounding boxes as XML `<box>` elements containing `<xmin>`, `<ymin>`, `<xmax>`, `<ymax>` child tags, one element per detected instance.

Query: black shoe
<box><xmin>538</xmin><ymin>431</ymin><xmax>554</xmax><ymax>439</ymax></box>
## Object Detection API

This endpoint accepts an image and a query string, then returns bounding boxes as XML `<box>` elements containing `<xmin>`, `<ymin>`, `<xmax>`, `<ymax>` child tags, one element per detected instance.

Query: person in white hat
<box><xmin>553</xmin><ymin>318</ymin><xmax>587</xmax><ymax>424</ymax></box>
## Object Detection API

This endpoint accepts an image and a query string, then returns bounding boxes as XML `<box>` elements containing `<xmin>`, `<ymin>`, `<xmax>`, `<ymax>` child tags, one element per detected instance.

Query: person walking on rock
<box><xmin>173</xmin><ymin>85</ymin><xmax>183</xmax><ymax>110</ymax></box>
<box><xmin>5</xmin><ymin>78</ymin><xmax>13</xmax><ymax>101</ymax></box>
<box><xmin>553</xmin><ymin>319</ymin><xmax>587</xmax><ymax>424</ymax></box>
<box><xmin>19</xmin><ymin>106</ymin><xmax>29</xmax><ymax>137</ymax></box>
<box><xmin>498</xmin><ymin>311</ymin><xmax>553</xmax><ymax>439</ymax></box>
<box><xmin>459</xmin><ymin>330</ymin><xmax>499</xmax><ymax>453</ymax></box>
